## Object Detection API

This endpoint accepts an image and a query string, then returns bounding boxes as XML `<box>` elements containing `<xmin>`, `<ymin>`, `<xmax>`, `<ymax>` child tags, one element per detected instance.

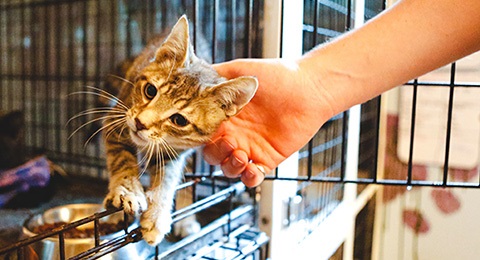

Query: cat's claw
<box><xmin>103</xmin><ymin>185</ymin><xmax>147</xmax><ymax>215</ymax></box>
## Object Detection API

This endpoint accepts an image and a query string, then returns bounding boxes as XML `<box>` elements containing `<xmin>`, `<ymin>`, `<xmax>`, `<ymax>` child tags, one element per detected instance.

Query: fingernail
<box><xmin>245</xmin><ymin>168</ymin><xmax>255</xmax><ymax>179</ymax></box>
<box><xmin>232</xmin><ymin>155</ymin><xmax>244</xmax><ymax>168</ymax></box>
<box><xmin>256</xmin><ymin>165</ymin><xmax>266</xmax><ymax>177</ymax></box>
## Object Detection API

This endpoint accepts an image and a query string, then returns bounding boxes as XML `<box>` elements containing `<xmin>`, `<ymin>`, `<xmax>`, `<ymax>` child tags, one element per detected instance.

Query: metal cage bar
<box><xmin>1</xmin><ymin>0</ymin><xmax>480</xmax><ymax>258</ymax></box>
<box><xmin>0</xmin><ymin>1</ymin><xmax>266</xmax><ymax>259</ymax></box>
<box><xmin>0</xmin><ymin>178</ymin><xmax>267</xmax><ymax>259</ymax></box>
<box><xmin>261</xmin><ymin>0</ymin><xmax>480</xmax><ymax>189</ymax></box>
<box><xmin>0</xmin><ymin>0</ymin><xmax>264</xmax><ymax>179</ymax></box>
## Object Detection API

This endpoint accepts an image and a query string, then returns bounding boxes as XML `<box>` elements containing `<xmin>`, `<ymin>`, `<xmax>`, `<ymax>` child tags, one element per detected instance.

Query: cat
<box><xmin>0</xmin><ymin>110</ymin><xmax>25</xmax><ymax>170</ymax></box>
<box><xmin>101</xmin><ymin>15</ymin><xmax>258</xmax><ymax>246</ymax></box>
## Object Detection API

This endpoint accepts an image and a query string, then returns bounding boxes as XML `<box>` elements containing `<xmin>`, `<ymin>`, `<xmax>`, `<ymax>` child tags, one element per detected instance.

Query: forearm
<box><xmin>298</xmin><ymin>0</ymin><xmax>480</xmax><ymax>116</ymax></box>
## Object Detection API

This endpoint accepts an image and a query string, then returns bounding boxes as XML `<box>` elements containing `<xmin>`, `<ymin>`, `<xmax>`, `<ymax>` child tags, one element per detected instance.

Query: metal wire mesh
<box><xmin>1</xmin><ymin>0</ymin><xmax>480</xmax><ymax>258</ymax></box>
<box><xmin>271</xmin><ymin>0</ymin><xmax>480</xmax><ymax>188</ymax></box>
<box><xmin>0</xmin><ymin>178</ymin><xmax>267</xmax><ymax>259</ymax></box>
<box><xmin>0</xmin><ymin>0</ymin><xmax>263</xmax><ymax>179</ymax></box>
<box><xmin>0</xmin><ymin>0</ymin><xmax>267</xmax><ymax>259</ymax></box>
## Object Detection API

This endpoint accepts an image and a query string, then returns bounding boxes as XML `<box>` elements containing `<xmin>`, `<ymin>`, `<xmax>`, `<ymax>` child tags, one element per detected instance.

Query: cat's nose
<box><xmin>135</xmin><ymin>118</ymin><xmax>147</xmax><ymax>131</ymax></box>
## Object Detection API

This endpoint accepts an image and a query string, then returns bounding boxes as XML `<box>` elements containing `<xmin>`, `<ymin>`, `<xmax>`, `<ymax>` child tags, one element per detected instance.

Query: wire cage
<box><xmin>0</xmin><ymin>0</ymin><xmax>268</xmax><ymax>259</ymax></box>
<box><xmin>1</xmin><ymin>0</ymin><xmax>480</xmax><ymax>259</ymax></box>
<box><xmin>265</xmin><ymin>0</ymin><xmax>480</xmax><ymax>188</ymax></box>
<box><xmin>0</xmin><ymin>0</ymin><xmax>263</xmax><ymax>179</ymax></box>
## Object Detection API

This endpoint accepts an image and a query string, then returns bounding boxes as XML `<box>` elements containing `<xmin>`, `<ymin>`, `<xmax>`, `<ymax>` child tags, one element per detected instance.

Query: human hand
<box><xmin>208</xmin><ymin>0</ymin><xmax>480</xmax><ymax>188</ymax></box>
<box><xmin>203</xmin><ymin>58</ymin><xmax>333</xmax><ymax>187</ymax></box>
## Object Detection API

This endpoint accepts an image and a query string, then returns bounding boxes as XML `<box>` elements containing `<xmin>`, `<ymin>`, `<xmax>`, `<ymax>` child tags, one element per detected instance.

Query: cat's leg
<box><xmin>140</xmin><ymin>161</ymin><xmax>182</xmax><ymax>245</ymax></box>
<box><xmin>103</xmin><ymin>117</ymin><xmax>147</xmax><ymax>216</ymax></box>
<box><xmin>103</xmin><ymin>171</ymin><xmax>147</xmax><ymax>215</ymax></box>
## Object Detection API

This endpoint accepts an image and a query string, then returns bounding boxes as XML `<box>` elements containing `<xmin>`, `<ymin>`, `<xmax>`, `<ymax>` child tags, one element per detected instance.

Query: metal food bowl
<box><xmin>22</xmin><ymin>203</ymin><xmax>149</xmax><ymax>259</ymax></box>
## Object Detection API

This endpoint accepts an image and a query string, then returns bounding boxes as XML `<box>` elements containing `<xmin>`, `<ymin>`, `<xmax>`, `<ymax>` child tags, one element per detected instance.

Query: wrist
<box><xmin>296</xmin><ymin>54</ymin><xmax>338</xmax><ymax>122</ymax></box>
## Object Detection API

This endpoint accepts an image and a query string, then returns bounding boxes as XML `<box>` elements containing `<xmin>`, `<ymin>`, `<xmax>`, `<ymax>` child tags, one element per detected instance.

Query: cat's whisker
<box><xmin>154</xmin><ymin>142</ymin><xmax>163</xmax><ymax>183</ymax></box>
<box><xmin>159</xmin><ymin>140</ymin><xmax>186</xmax><ymax>183</ymax></box>
<box><xmin>86</xmin><ymin>128</ymin><xmax>119</xmax><ymax>148</ymax></box>
<box><xmin>68</xmin><ymin>114</ymin><xmax>125</xmax><ymax>140</ymax></box>
<box><xmin>166</xmin><ymin>142</ymin><xmax>179</xmax><ymax>160</ymax></box>
<box><xmin>159</xmin><ymin>139</ymin><xmax>177</xmax><ymax>163</ymax></box>
<box><xmin>136</xmin><ymin>148</ymin><xmax>149</xmax><ymax>178</ymax></box>
<box><xmin>205</xmin><ymin>136</ymin><xmax>215</xmax><ymax>144</ymax></box>
<box><xmin>67</xmin><ymin>107</ymin><xmax>126</xmax><ymax>125</ymax></box>
<box><xmin>138</xmin><ymin>143</ymin><xmax>156</xmax><ymax>179</ymax></box>
<box><xmin>69</xmin><ymin>90</ymin><xmax>129</xmax><ymax>111</ymax></box>
<box><xmin>82</xmin><ymin>106</ymin><xmax>126</xmax><ymax>115</ymax></box>
<box><xmin>83</xmin><ymin>118</ymin><xmax>126</xmax><ymax>147</ymax></box>
<box><xmin>117</xmin><ymin>124</ymin><xmax>128</xmax><ymax>142</ymax></box>
<box><xmin>140</xmin><ymin>145</ymin><xmax>152</xmax><ymax>169</ymax></box>
<box><xmin>78</xmin><ymin>105</ymin><xmax>126</xmax><ymax>113</ymax></box>
<box><xmin>103</xmin><ymin>119</ymin><xmax>127</xmax><ymax>143</ymax></box>
<box><xmin>159</xmin><ymin>138</ymin><xmax>178</xmax><ymax>158</ymax></box>
<box><xmin>73</xmin><ymin>108</ymin><xmax>126</xmax><ymax>118</ymax></box>
<box><xmin>138</xmin><ymin>143</ymin><xmax>154</xmax><ymax>168</ymax></box>
<box><xmin>137</xmin><ymin>145</ymin><xmax>150</xmax><ymax>167</ymax></box>
<box><xmin>84</xmin><ymin>85</ymin><xmax>130</xmax><ymax>109</ymax></box>
<box><xmin>107</xmin><ymin>74</ymin><xmax>135</xmax><ymax>89</ymax></box>
<box><xmin>68</xmin><ymin>86</ymin><xmax>128</xmax><ymax>110</ymax></box>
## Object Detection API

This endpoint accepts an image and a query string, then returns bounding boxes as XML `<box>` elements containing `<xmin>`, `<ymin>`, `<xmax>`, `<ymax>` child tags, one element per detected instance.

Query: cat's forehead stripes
<box><xmin>136</xmin><ymin>75</ymin><xmax>166</xmax><ymax>90</ymax></box>
<box><xmin>191</xmin><ymin>123</ymin><xmax>207</xmax><ymax>136</ymax></box>
<box><xmin>172</xmin><ymin>98</ymin><xmax>191</xmax><ymax>110</ymax></box>
<box><xmin>137</xmin><ymin>75</ymin><xmax>148</xmax><ymax>82</ymax></box>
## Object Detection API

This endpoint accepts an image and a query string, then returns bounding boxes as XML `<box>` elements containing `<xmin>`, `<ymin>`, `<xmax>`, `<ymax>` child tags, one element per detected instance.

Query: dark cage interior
<box><xmin>0</xmin><ymin>0</ymin><xmax>263</xmax><ymax>178</ymax></box>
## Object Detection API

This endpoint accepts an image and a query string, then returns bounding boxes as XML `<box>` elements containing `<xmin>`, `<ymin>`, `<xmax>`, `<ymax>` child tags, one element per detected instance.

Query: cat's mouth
<box><xmin>125</xmin><ymin>116</ymin><xmax>149</xmax><ymax>145</ymax></box>
<box><xmin>125</xmin><ymin>121</ymin><xmax>147</xmax><ymax>146</ymax></box>
<box><xmin>125</xmin><ymin>116</ymin><xmax>201</xmax><ymax>149</ymax></box>
<box><xmin>129</xmin><ymin>130</ymin><xmax>149</xmax><ymax>146</ymax></box>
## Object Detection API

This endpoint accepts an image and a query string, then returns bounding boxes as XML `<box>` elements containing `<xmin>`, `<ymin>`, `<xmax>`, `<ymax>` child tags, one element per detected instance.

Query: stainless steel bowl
<box><xmin>22</xmin><ymin>203</ymin><xmax>151</xmax><ymax>259</ymax></box>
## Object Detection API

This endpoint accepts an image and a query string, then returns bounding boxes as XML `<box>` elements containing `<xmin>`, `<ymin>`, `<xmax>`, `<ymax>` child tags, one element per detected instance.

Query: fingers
<box><xmin>220</xmin><ymin>150</ymin><xmax>268</xmax><ymax>188</ymax></box>
<box><xmin>220</xmin><ymin>149</ymin><xmax>249</xmax><ymax>178</ymax></box>
<box><xmin>203</xmin><ymin>137</ymin><xmax>267</xmax><ymax>188</ymax></box>
<box><xmin>203</xmin><ymin>137</ymin><xmax>236</xmax><ymax>165</ymax></box>
<box><xmin>240</xmin><ymin>163</ymin><xmax>268</xmax><ymax>188</ymax></box>
<box><xmin>212</xmin><ymin>60</ymin><xmax>241</xmax><ymax>79</ymax></box>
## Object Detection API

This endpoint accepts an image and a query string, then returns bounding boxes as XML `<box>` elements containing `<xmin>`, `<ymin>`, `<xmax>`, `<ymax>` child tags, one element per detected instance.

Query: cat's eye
<box><xmin>144</xmin><ymin>83</ymin><xmax>157</xmax><ymax>100</ymax></box>
<box><xmin>169</xmin><ymin>113</ymin><xmax>189</xmax><ymax>127</ymax></box>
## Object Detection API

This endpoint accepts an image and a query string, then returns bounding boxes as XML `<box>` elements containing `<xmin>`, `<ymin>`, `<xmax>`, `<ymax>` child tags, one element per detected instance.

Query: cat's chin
<box><xmin>129</xmin><ymin>131</ymin><xmax>150</xmax><ymax>147</ymax></box>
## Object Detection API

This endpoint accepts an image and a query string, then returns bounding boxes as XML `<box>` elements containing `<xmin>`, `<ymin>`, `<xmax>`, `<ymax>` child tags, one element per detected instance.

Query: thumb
<box><xmin>213</xmin><ymin>61</ymin><xmax>236</xmax><ymax>79</ymax></box>
<box><xmin>213</xmin><ymin>59</ymin><xmax>252</xmax><ymax>79</ymax></box>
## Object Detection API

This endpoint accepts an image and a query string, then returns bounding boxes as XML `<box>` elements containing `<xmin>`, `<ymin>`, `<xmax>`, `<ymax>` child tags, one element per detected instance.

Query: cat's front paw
<box><xmin>104</xmin><ymin>183</ymin><xmax>147</xmax><ymax>216</ymax></box>
<box><xmin>140</xmin><ymin>211</ymin><xmax>172</xmax><ymax>246</ymax></box>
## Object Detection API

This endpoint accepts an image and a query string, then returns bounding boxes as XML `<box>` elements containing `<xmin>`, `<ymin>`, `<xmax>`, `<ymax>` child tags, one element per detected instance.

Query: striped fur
<box><xmin>101</xmin><ymin>15</ymin><xmax>257</xmax><ymax>245</ymax></box>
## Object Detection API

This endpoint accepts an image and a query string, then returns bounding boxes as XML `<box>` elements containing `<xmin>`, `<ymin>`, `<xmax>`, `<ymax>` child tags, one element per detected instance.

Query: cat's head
<box><xmin>124</xmin><ymin>15</ymin><xmax>258</xmax><ymax>149</ymax></box>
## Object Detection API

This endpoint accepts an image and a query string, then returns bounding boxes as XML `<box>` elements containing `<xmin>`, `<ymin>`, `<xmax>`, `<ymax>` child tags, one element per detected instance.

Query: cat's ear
<box><xmin>155</xmin><ymin>15</ymin><xmax>190</xmax><ymax>68</ymax></box>
<box><xmin>211</xmin><ymin>76</ymin><xmax>258</xmax><ymax>117</ymax></box>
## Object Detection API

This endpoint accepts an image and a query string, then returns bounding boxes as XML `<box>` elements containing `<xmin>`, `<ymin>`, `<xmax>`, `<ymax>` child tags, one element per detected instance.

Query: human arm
<box><xmin>203</xmin><ymin>0</ymin><xmax>480</xmax><ymax>187</ymax></box>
